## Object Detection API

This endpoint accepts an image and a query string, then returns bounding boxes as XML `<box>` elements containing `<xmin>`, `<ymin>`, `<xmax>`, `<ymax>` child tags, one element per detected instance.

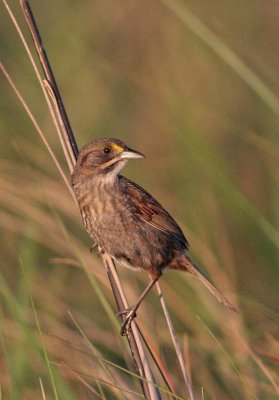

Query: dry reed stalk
<box><xmin>2</xmin><ymin>0</ymin><xmax>195</xmax><ymax>398</ymax></box>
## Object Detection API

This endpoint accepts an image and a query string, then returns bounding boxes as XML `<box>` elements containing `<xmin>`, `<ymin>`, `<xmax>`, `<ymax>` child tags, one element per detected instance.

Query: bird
<box><xmin>71</xmin><ymin>138</ymin><xmax>237</xmax><ymax>335</ymax></box>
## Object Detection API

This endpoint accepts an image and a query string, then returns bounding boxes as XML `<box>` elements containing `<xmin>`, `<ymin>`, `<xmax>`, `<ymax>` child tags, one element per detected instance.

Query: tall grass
<box><xmin>1</xmin><ymin>0</ymin><xmax>278</xmax><ymax>399</ymax></box>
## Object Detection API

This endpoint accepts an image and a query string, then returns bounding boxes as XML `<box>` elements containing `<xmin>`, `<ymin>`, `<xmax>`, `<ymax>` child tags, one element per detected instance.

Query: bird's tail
<box><xmin>177</xmin><ymin>256</ymin><xmax>237</xmax><ymax>313</ymax></box>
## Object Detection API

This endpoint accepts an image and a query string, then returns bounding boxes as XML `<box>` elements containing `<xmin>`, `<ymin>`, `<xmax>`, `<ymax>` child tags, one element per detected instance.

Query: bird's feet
<box><xmin>117</xmin><ymin>306</ymin><xmax>137</xmax><ymax>336</ymax></box>
<box><xmin>90</xmin><ymin>242</ymin><xmax>97</xmax><ymax>253</ymax></box>
<box><xmin>90</xmin><ymin>243</ymin><xmax>105</xmax><ymax>257</ymax></box>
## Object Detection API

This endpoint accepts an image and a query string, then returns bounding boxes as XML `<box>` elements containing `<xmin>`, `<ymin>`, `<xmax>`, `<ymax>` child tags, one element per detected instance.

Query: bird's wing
<box><xmin>123</xmin><ymin>178</ymin><xmax>189</xmax><ymax>248</ymax></box>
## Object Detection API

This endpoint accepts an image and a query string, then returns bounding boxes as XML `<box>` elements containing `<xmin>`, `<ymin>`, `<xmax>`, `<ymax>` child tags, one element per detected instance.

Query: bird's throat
<box><xmin>97</xmin><ymin>159</ymin><xmax>128</xmax><ymax>181</ymax></box>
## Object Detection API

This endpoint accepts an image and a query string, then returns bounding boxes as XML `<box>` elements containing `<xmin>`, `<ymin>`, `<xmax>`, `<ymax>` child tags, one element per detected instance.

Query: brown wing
<box><xmin>123</xmin><ymin>177</ymin><xmax>189</xmax><ymax>249</ymax></box>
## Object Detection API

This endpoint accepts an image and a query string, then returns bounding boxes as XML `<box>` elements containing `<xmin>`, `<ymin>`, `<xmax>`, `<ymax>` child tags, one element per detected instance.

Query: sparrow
<box><xmin>71</xmin><ymin>138</ymin><xmax>236</xmax><ymax>335</ymax></box>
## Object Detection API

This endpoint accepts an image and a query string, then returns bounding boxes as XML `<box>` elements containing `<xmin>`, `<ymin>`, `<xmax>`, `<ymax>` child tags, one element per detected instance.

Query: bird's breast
<box><xmin>73</xmin><ymin>178</ymin><xmax>131</xmax><ymax>240</ymax></box>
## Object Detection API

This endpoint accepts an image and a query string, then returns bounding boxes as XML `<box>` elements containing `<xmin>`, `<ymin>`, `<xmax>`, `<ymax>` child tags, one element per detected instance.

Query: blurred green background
<box><xmin>1</xmin><ymin>1</ymin><xmax>279</xmax><ymax>399</ymax></box>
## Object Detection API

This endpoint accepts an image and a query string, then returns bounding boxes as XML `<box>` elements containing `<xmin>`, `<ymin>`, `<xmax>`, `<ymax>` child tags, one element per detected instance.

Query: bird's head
<box><xmin>74</xmin><ymin>138</ymin><xmax>144</xmax><ymax>179</ymax></box>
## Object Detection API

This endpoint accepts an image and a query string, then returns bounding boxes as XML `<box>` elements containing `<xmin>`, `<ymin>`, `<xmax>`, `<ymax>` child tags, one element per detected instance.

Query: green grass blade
<box><xmin>30</xmin><ymin>296</ymin><xmax>60</xmax><ymax>400</ymax></box>
<box><xmin>160</xmin><ymin>0</ymin><xmax>279</xmax><ymax>115</ymax></box>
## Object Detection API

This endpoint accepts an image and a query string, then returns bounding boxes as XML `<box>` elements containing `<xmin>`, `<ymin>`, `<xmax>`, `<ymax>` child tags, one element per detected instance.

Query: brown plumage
<box><xmin>71</xmin><ymin>138</ymin><xmax>236</xmax><ymax>334</ymax></box>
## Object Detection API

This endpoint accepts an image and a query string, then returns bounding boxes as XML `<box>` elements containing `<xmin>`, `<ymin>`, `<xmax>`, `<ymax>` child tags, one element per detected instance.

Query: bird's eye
<box><xmin>103</xmin><ymin>147</ymin><xmax>111</xmax><ymax>154</ymax></box>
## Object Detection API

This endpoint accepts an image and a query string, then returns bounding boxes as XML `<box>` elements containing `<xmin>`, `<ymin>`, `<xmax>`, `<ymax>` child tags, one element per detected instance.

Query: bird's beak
<box><xmin>120</xmin><ymin>148</ymin><xmax>145</xmax><ymax>159</ymax></box>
